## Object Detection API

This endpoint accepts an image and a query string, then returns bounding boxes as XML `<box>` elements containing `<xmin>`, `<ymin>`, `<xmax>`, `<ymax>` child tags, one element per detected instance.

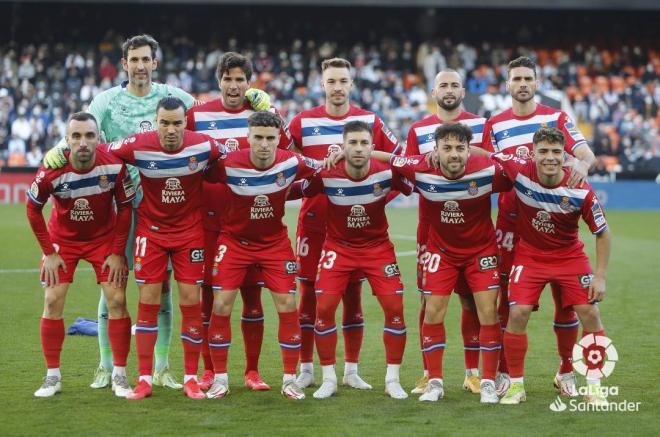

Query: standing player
<box><xmin>482</xmin><ymin>56</ymin><xmax>596</xmax><ymax>396</ymax></box>
<box><xmin>106</xmin><ymin>97</ymin><xmax>223</xmax><ymax>400</ymax></box>
<box><xmin>186</xmin><ymin>52</ymin><xmax>293</xmax><ymax>391</ymax></box>
<box><xmin>392</xmin><ymin>123</ymin><xmax>510</xmax><ymax>403</ymax></box>
<box><xmin>204</xmin><ymin>111</ymin><xmax>321</xmax><ymax>400</ymax></box>
<box><xmin>406</xmin><ymin>69</ymin><xmax>487</xmax><ymax>395</ymax></box>
<box><xmin>44</xmin><ymin>35</ymin><xmax>271</xmax><ymax>390</ymax></box>
<box><xmin>288</xmin><ymin>58</ymin><xmax>401</xmax><ymax>389</ymax></box>
<box><xmin>27</xmin><ymin>112</ymin><xmax>135</xmax><ymax>397</ymax></box>
<box><xmin>492</xmin><ymin>127</ymin><xmax>610</xmax><ymax>405</ymax></box>
<box><xmin>302</xmin><ymin>121</ymin><xmax>410</xmax><ymax>400</ymax></box>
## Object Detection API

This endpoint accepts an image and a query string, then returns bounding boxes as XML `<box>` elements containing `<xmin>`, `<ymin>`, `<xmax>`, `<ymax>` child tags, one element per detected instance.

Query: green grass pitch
<box><xmin>0</xmin><ymin>203</ymin><xmax>658</xmax><ymax>436</ymax></box>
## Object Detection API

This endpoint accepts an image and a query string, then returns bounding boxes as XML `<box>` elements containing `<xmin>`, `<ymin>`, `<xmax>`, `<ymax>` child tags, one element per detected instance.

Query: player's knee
<box><xmin>507</xmin><ymin>305</ymin><xmax>531</xmax><ymax>332</ymax></box>
<box><xmin>105</xmin><ymin>291</ymin><xmax>127</xmax><ymax>315</ymax></box>
<box><xmin>575</xmin><ymin>304</ymin><xmax>602</xmax><ymax>330</ymax></box>
<box><xmin>273</xmin><ymin>294</ymin><xmax>296</xmax><ymax>313</ymax></box>
<box><xmin>43</xmin><ymin>294</ymin><xmax>65</xmax><ymax>319</ymax></box>
<box><xmin>459</xmin><ymin>294</ymin><xmax>476</xmax><ymax>311</ymax></box>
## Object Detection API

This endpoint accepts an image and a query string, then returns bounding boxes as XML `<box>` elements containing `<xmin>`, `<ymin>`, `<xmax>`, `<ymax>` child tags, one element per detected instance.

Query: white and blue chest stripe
<box><xmin>323</xmin><ymin>169</ymin><xmax>392</xmax><ymax>206</ymax></box>
<box><xmin>491</xmin><ymin>113</ymin><xmax>560</xmax><ymax>151</ymax></box>
<box><xmin>514</xmin><ymin>173</ymin><xmax>588</xmax><ymax>214</ymax></box>
<box><xmin>301</xmin><ymin>115</ymin><xmax>375</xmax><ymax>147</ymax></box>
<box><xmin>225</xmin><ymin>156</ymin><xmax>299</xmax><ymax>196</ymax></box>
<box><xmin>49</xmin><ymin>164</ymin><xmax>123</xmax><ymax>199</ymax></box>
<box><xmin>415</xmin><ymin>166</ymin><xmax>494</xmax><ymax>201</ymax></box>
<box><xmin>193</xmin><ymin>110</ymin><xmax>252</xmax><ymax>139</ymax></box>
<box><xmin>134</xmin><ymin>143</ymin><xmax>211</xmax><ymax>178</ymax></box>
<box><xmin>414</xmin><ymin>118</ymin><xmax>485</xmax><ymax>154</ymax></box>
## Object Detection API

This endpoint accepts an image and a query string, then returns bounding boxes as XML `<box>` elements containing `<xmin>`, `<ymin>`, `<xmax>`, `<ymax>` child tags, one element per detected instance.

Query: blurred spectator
<box><xmin>26</xmin><ymin>141</ymin><xmax>43</xmax><ymax>167</ymax></box>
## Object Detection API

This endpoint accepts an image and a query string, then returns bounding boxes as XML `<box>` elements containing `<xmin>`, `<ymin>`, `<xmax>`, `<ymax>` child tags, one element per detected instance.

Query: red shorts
<box><xmin>296</xmin><ymin>225</ymin><xmax>362</xmax><ymax>284</ymax></box>
<box><xmin>212</xmin><ymin>235</ymin><xmax>296</xmax><ymax>294</ymax></box>
<box><xmin>508</xmin><ymin>250</ymin><xmax>593</xmax><ymax>309</ymax></box>
<box><xmin>420</xmin><ymin>241</ymin><xmax>500</xmax><ymax>296</ymax></box>
<box><xmin>42</xmin><ymin>237</ymin><xmax>114</xmax><ymax>285</ymax></box>
<box><xmin>315</xmin><ymin>239</ymin><xmax>404</xmax><ymax>297</ymax></box>
<box><xmin>133</xmin><ymin>227</ymin><xmax>205</xmax><ymax>285</ymax></box>
<box><xmin>203</xmin><ymin>228</ymin><xmax>263</xmax><ymax>288</ymax></box>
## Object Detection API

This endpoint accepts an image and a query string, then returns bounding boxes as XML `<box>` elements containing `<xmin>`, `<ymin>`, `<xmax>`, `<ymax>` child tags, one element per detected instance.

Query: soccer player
<box><xmin>106</xmin><ymin>96</ymin><xmax>223</xmax><ymax>400</ymax></box>
<box><xmin>288</xmin><ymin>57</ymin><xmax>401</xmax><ymax>389</ymax></box>
<box><xmin>27</xmin><ymin>112</ymin><xmax>135</xmax><ymax>397</ymax></box>
<box><xmin>492</xmin><ymin>127</ymin><xmax>610</xmax><ymax>406</ymax></box>
<box><xmin>204</xmin><ymin>111</ymin><xmax>321</xmax><ymax>400</ymax></box>
<box><xmin>406</xmin><ymin>69</ymin><xmax>487</xmax><ymax>395</ymax></box>
<box><xmin>186</xmin><ymin>52</ymin><xmax>293</xmax><ymax>391</ymax></box>
<box><xmin>482</xmin><ymin>56</ymin><xmax>596</xmax><ymax>396</ymax></box>
<box><xmin>44</xmin><ymin>35</ymin><xmax>271</xmax><ymax>390</ymax></box>
<box><xmin>388</xmin><ymin>123</ymin><xmax>509</xmax><ymax>403</ymax></box>
<box><xmin>300</xmin><ymin>121</ymin><xmax>409</xmax><ymax>400</ymax></box>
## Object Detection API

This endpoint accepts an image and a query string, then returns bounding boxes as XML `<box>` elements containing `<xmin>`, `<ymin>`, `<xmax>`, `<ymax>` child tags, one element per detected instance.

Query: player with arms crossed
<box><xmin>186</xmin><ymin>52</ymin><xmax>292</xmax><ymax>390</ymax></box>
<box><xmin>406</xmin><ymin>69</ymin><xmax>488</xmax><ymax>395</ymax></box>
<box><xmin>492</xmin><ymin>127</ymin><xmax>610</xmax><ymax>406</ymax></box>
<box><xmin>482</xmin><ymin>56</ymin><xmax>596</xmax><ymax>396</ymax></box>
<box><xmin>204</xmin><ymin>111</ymin><xmax>320</xmax><ymax>400</ymax></box>
<box><xmin>27</xmin><ymin>112</ymin><xmax>135</xmax><ymax>397</ymax></box>
<box><xmin>288</xmin><ymin>58</ymin><xmax>401</xmax><ymax>389</ymax></box>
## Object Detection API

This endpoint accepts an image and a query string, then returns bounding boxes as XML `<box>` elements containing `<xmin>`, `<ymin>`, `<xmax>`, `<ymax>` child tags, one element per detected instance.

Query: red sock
<box><xmin>461</xmin><ymin>307</ymin><xmax>481</xmax><ymax>370</ymax></box>
<box><xmin>342</xmin><ymin>281</ymin><xmax>363</xmax><ymax>363</ymax></box>
<box><xmin>278</xmin><ymin>310</ymin><xmax>301</xmax><ymax>374</ymax></box>
<box><xmin>418</xmin><ymin>301</ymin><xmax>427</xmax><ymax>371</ymax></box>
<box><xmin>108</xmin><ymin>317</ymin><xmax>131</xmax><ymax>367</ymax></box>
<box><xmin>180</xmin><ymin>303</ymin><xmax>203</xmax><ymax>375</ymax></box>
<box><xmin>379</xmin><ymin>295</ymin><xmax>406</xmax><ymax>365</ymax></box>
<box><xmin>208</xmin><ymin>313</ymin><xmax>231</xmax><ymax>374</ymax></box>
<box><xmin>315</xmin><ymin>294</ymin><xmax>341</xmax><ymax>366</ymax></box>
<box><xmin>200</xmin><ymin>285</ymin><xmax>214</xmax><ymax>372</ymax></box>
<box><xmin>422</xmin><ymin>322</ymin><xmax>445</xmax><ymax>379</ymax></box>
<box><xmin>552</xmin><ymin>284</ymin><xmax>579</xmax><ymax>374</ymax></box>
<box><xmin>480</xmin><ymin>323</ymin><xmax>502</xmax><ymax>380</ymax></box>
<box><xmin>240</xmin><ymin>285</ymin><xmax>264</xmax><ymax>373</ymax></box>
<box><xmin>503</xmin><ymin>331</ymin><xmax>528</xmax><ymax>378</ymax></box>
<box><xmin>497</xmin><ymin>286</ymin><xmax>510</xmax><ymax>374</ymax></box>
<box><xmin>298</xmin><ymin>280</ymin><xmax>316</xmax><ymax>364</ymax></box>
<box><xmin>135</xmin><ymin>302</ymin><xmax>160</xmax><ymax>376</ymax></box>
<box><xmin>40</xmin><ymin>318</ymin><xmax>65</xmax><ymax>369</ymax></box>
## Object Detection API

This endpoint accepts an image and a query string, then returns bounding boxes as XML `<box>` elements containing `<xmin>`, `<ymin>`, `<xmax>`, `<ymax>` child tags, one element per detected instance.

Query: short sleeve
<box><xmin>559</xmin><ymin>112</ymin><xmax>588</xmax><ymax>155</ymax></box>
<box><xmin>373</xmin><ymin>116</ymin><xmax>401</xmax><ymax>155</ymax></box>
<box><xmin>107</xmin><ymin>136</ymin><xmax>138</xmax><ymax>164</ymax></box>
<box><xmin>405</xmin><ymin>126</ymin><xmax>420</xmax><ymax>157</ymax></box>
<box><xmin>295</xmin><ymin>155</ymin><xmax>322</xmax><ymax>180</ymax></box>
<box><xmin>288</xmin><ymin>114</ymin><xmax>303</xmax><ymax>149</ymax></box>
<box><xmin>581</xmin><ymin>190</ymin><xmax>609</xmax><ymax>234</ymax></box>
<box><xmin>490</xmin><ymin>153</ymin><xmax>528</xmax><ymax>182</ymax></box>
<box><xmin>26</xmin><ymin>167</ymin><xmax>53</xmax><ymax>206</ymax></box>
<box><xmin>168</xmin><ymin>86</ymin><xmax>196</xmax><ymax>110</ymax></box>
<box><xmin>115</xmin><ymin>165</ymin><xmax>136</xmax><ymax>204</ymax></box>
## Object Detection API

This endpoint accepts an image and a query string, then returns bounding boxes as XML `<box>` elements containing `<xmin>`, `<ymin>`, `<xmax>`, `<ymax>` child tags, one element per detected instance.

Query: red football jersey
<box><xmin>108</xmin><ymin>130</ymin><xmax>220</xmax><ymax>236</ymax></box>
<box><xmin>392</xmin><ymin>154</ymin><xmax>511</xmax><ymax>257</ymax></box>
<box><xmin>186</xmin><ymin>98</ymin><xmax>292</xmax><ymax>232</ymax></box>
<box><xmin>492</xmin><ymin>153</ymin><xmax>608</xmax><ymax>255</ymax></box>
<box><xmin>27</xmin><ymin>148</ymin><xmax>135</xmax><ymax>245</ymax></box>
<box><xmin>289</xmin><ymin>104</ymin><xmax>401</xmax><ymax>232</ymax></box>
<box><xmin>482</xmin><ymin>104</ymin><xmax>588</xmax><ymax>231</ymax></box>
<box><xmin>212</xmin><ymin>148</ymin><xmax>321</xmax><ymax>248</ymax></box>
<box><xmin>302</xmin><ymin>159</ymin><xmax>410</xmax><ymax>248</ymax></box>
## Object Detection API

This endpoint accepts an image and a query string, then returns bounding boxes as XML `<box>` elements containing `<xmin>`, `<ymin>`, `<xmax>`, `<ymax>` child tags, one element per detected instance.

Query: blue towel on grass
<box><xmin>67</xmin><ymin>317</ymin><xmax>98</xmax><ymax>336</ymax></box>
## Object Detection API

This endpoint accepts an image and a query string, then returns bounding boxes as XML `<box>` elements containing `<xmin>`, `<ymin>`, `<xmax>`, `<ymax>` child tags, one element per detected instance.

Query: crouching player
<box><xmin>27</xmin><ymin>112</ymin><xmax>135</xmax><ymax>397</ymax></box>
<box><xmin>494</xmin><ymin>127</ymin><xmax>611</xmax><ymax>406</ymax></box>
<box><xmin>390</xmin><ymin>123</ymin><xmax>511</xmax><ymax>403</ymax></box>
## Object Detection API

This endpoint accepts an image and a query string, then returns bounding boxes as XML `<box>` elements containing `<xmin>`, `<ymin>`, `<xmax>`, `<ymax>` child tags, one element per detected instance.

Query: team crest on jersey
<box><xmin>70</xmin><ymin>198</ymin><xmax>94</xmax><ymax>221</ymax></box>
<box><xmin>467</xmin><ymin>180</ymin><xmax>479</xmax><ymax>196</ymax></box>
<box><xmin>516</xmin><ymin>146</ymin><xmax>530</xmax><ymax>159</ymax></box>
<box><xmin>162</xmin><ymin>178</ymin><xmax>186</xmax><ymax>204</ymax></box>
<box><xmin>348</xmin><ymin>205</ymin><xmax>371</xmax><ymax>228</ymax></box>
<box><xmin>373</xmin><ymin>183</ymin><xmax>383</xmax><ymax>197</ymax></box>
<box><xmin>275</xmin><ymin>172</ymin><xmax>287</xmax><ymax>187</ymax></box>
<box><xmin>188</xmin><ymin>156</ymin><xmax>199</xmax><ymax>171</ymax></box>
<box><xmin>135</xmin><ymin>257</ymin><xmax>142</xmax><ymax>272</ymax></box>
<box><xmin>559</xmin><ymin>196</ymin><xmax>573</xmax><ymax>211</ymax></box>
<box><xmin>98</xmin><ymin>175</ymin><xmax>110</xmax><ymax>190</ymax></box>
<box><xmin>30</xmin><ymin>182</ymin><xmax>39</xmax><ymax>198</ymax></box>
<box><xmin>224</xmin><ymin>138</ymin><xmax>239</xmax><ymax>151</ymax></box>
<box><xmin>139</xmin><ymin>120</ymin><xmax>153</xmax><ymax>132</ymax></box>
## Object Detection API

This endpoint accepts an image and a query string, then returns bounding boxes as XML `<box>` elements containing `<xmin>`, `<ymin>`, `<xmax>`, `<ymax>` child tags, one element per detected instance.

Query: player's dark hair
<box><xmin>156</xmin><ymin>96</ymin><xmax>187</xmax><ymax>114</ymax></box>
<box><xmin>533</xmin><ymin>126</ymin><xmax>565</xmax><ymax>147</ymax></box>
<box><xmin>247</xmin><ymin>111</ymin><xmax>283</xmax><ymax>129</ymax></box>
<box><xmin>508</xmin><ymin>56</ymin><xmax>537</xmax><ymax>77</ymax></box>
<box><xmin>322</xmin><ymin>57</ymin><xmax>352</xmax><ymax>71</ymax></box>
<box><xmin>122</xmin><ymin>34</ymin><xmax>159</xmax><ymax>59</ymax></box>
<box><xmin>435</xmin><ymin>123</ymin><xmax>473</xmax><ymax>144</ymax></box>
<box><xmin>68</xmin><ymin>111</ymin><xmax>98</xmax><ymax>129</ymax></box>
<box><xmin>343</xmin><ymin>120</ymin><xmax>372</xmax><ymax>139</ymax></box>
<box><xmin>217</xmin><ymin>52</ymin><xmax>253</xmax><ymax>82</ymax></box>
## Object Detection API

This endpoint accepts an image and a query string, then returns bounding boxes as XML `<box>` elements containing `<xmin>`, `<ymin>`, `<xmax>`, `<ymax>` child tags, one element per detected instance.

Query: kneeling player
<box><xmin>302</xmin><ymin>121</ymin><xmax>410</xmax><ymax>400</ymax></box>
<box><xmin>493</xmin><ymin>127</ymin><xmax>611</xmax><ymax>406</ymax></box>
<box><xmin>391</xmin><ymin>123</ymin><xmax>511</xmax><ymax>403</ymax></box>
<box><xmin>26</xmin><ymin>112</ymin><xmax>135</xmax><ymax>397</ymax></box>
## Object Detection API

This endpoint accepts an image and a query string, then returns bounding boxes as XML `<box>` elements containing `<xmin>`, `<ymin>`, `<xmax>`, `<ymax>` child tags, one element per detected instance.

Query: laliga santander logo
<box><xmin>572</xmin><ymin>334</ymin><xmax>618</xmax><ymax>379</ymax></box>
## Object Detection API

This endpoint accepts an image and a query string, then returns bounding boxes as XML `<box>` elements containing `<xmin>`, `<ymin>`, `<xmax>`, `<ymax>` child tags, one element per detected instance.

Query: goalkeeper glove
<box><xmin>245</xmin><ymin>88</ymin><xmax>271</xmax><ymax>111</ymax></box>
<box><xmin>43</xmin><ymin>145</ymin><xmax>68</xmax><ymax>169</ymax></box>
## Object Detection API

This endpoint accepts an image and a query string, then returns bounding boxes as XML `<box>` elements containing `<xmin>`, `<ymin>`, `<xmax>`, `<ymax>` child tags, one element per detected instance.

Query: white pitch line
<box><xmin>390</xmin><ymin>234</ymin><xmax>417</xmax><ymax>241</ymax></box>
<box><xmin>395</xmin><ymin>250</ymin><xmax>417</xmax><ymax>257</ymax></box>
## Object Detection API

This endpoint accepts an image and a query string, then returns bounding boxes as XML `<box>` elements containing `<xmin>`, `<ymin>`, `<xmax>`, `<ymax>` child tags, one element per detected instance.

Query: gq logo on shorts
<box><xmin>478</xmin><ymin>255</ymin><xmax>498</xmax><ymax>271</ymax></box>
<box><xmin>189</xmin><ymin>249</ymin><xmax>204</xmax><ymax>263</ymax></box>
<box><xmin>579</xmin><ymin>274</ymin><xmax>594</xmax><ymax>288</ymax></box>
<box><xmin>383</xmin><ymin>263</ymin><xmax>400</xmax><ymax>278</ymax></box>
<box><xmin>284</xmin><ymin>261</ymin><xmax>298</xmax><ymax>275</ymax></box>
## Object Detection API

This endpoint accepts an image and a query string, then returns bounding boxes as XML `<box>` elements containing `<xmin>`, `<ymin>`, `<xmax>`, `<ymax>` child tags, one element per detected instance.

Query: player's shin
<box><xmin>97</xmin><ymin>291</ymin><xmax>114</xmax><ymax>371</ymax></box>
<box><xmin>298</xmin><ymin>280</ymin><xmax>317</xmax><ymax>367</ymax></box>
<box><xmin>552</xmin><ymin>284</ymin><xmax>579</xmax><ymax>374</ymax></box>
<box><xmin>278</xmin><ymin>310</ymin><xmax>302</xmax><ymax>375</ymax></box>
<box><xmin>461</xmin><ymin>306</ymin><xmax>481</xmax><ymax>374</ymax></box>
<box><xmin>479</xmin><ymin>323</ymin><xmax>502</xmax><ymax>381</ymax></box>
<box><xmin>240</xmin><ymin>285</ymin><xmax>264</xmax><ymax>373</ymax></box>
<box><xmin>180</xmin><ymin>303</ymin><xmax>204</xmax><ymax>382</ymax></box>
<box><xmin>208</xmin><ymin>313</ymin><xmax>232</xmax><ymax>375</ymax></box>
<box><xmin>135</xmin><ymin>302</ymin><xmax>160</xmax><ymax>383</ymax></box>
<box><xmin>154</xmin><ymin>281</ymin><xmax>173</xmax><ymax>373</ymax></box>
<box><xmin>200</xmin><ymin>285</ymin><xmax>214</xmax><ymax>372</ymax></box>
<box><xmin>41</xmin><ymin>317</ymin><xmax>65</xmax><ymax>371</ymax></box>
<box><xmin>314</xmin><ymin>294</ymin><xmax>342</xmax><ymax>367</ymax></box>
<box><xmin>378</xmin><ymin>295</ymin><xmax>407</xmax><ymax>368</ymax></box>
<box><xmin>342</xmin><ymin>281</ymin><xmax>364</xmax><ymax>366</ymax></box>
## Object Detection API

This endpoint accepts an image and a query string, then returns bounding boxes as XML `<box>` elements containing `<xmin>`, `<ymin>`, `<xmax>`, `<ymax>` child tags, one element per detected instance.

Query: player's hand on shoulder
<box><xmin>325</xmin><ymin>149</ymin><xmax>345</xmax><ymax>169</ymax></box>
<box><xmin>245</xmin><ymin>88</ymin><xmax>271</xmax><ymax>112</ymax></box>
<box><xmin>41</xmin><ymin>253</ymin><xmax>66</xmax><ymax>287</ymax></box>
<box><xmin>43</xmin><ymin>145</ymin><xmax>68</xmax><ymax>169</ymax></box>
<box><xmin>102</xmin><ymin>254</ymin><xmax>127</xmax><ymax>289</ymax></box>
<box><xmin>567</xmin><ymin>159</ymin><xmax>589</xmax><ymax>188</ymax></box>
